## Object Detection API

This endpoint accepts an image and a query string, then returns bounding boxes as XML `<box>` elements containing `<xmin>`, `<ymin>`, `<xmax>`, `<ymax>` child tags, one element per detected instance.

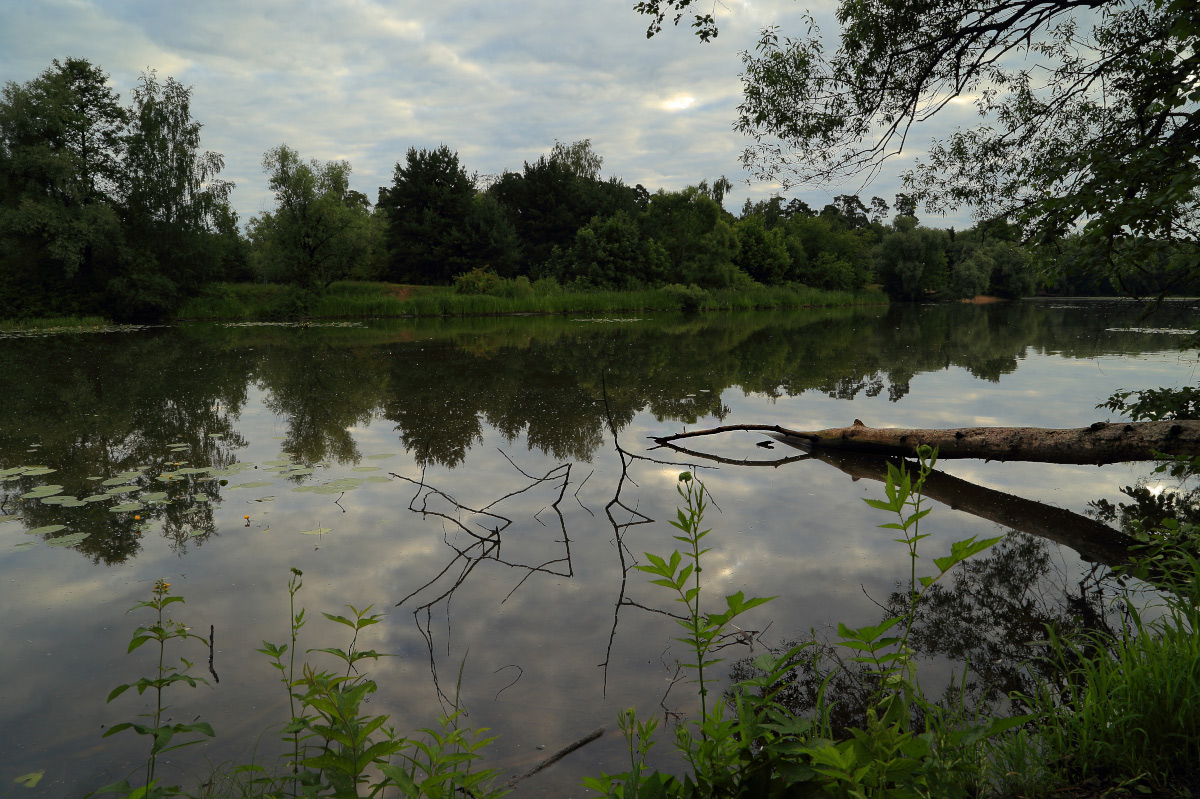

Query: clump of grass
<box><xmin>999</xmin><ymin>549</ymin><xmax>1200</xmax><ymax>795</ymax></box>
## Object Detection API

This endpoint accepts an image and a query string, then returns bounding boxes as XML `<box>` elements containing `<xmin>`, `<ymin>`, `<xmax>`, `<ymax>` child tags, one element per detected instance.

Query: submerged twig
<box><xmin>507</xmin><ymin>726</ymin><xmax>606</xmax><ymax>786</ymax></box>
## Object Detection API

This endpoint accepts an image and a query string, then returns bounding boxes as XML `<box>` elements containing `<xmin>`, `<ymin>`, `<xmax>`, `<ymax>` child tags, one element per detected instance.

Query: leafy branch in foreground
<box><xmin>95</xmin><ymin>578</ymin><xmax>214</xmax><ymax>799</ymax></box>
<box><xmin>588</xmin><ymin>451</ymin><xmax>1021</xmax><ymax>798</ymax></box>
<box><xmin>92</xmin><ymin>569</ymin><xmax>507</xmax><ymax>799</ymax></box>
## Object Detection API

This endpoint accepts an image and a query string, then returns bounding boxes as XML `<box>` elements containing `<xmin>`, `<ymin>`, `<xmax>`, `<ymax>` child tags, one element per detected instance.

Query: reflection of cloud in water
<box><xmin>4</xmin><ymin>304</ymin><xmax>1200</xmax><ymax>795</ymax></box>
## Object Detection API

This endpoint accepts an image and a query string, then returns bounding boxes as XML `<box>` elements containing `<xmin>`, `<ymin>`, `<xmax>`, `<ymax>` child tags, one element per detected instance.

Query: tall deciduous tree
<box><xmin>0</xmin><ymin>57</ymin><xmax>127</xmax><ymax>314</ymax></box>
<box><xmin>549</xmin><ymin>138</ymin><xmax>604</xmax><ymax>181</ymax></box>
<box><xmin>489</xmin><ymin>141</ymin><xmax>641</xmax><ymax>273</ymax></box>
<box><xmin>876</xmin><ymin>217</ymin><xmax>951</xmax><ymax>300</ymax></box>
<box><xmin>642</xmin><ymin>186</ymin><xmax>744</xmax><ymax>287</ymax></box>
<box><xmin>119</xmin><ymin>70</ymin><xmax>237</xmax><ymax>302</ymax></box>
<box><xmin>1</xmin><ymin>58</ymin><xmax>240</xmax><ymax>319</ymax></box>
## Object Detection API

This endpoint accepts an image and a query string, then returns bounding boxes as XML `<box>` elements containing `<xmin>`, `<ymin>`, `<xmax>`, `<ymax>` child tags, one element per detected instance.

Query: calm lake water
<box><xmin>1</xmin><ymin>300</ymin><xmax>1197</xmax><ymax>797</ymax></box>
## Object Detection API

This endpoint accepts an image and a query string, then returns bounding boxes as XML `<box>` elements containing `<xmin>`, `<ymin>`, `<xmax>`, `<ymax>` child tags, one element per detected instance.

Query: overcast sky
<box><xmin>1</xmin><ymin>0</ymin><xmax>980</xmax><ymax>229</ymax></box>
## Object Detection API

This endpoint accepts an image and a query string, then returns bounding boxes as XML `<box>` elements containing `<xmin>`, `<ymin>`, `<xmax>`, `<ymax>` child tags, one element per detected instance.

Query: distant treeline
<box><xmin>2</xmin><ymin>58</ymin><xmax>1194</xmax><ymax>321</ymax></box>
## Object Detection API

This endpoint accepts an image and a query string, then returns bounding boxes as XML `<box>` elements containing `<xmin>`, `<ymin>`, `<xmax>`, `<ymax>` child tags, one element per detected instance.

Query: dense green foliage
<box><xmin>0</xmin><ymin>59</ymin><xmax>245</xmax><ymax>321</ymax></box>
<box><xmin>5</xmin><ymin>49</ymin><xmax>1190</xmax><ymax>321</ymax></box>
<box><xmin>633</xmin><ymin>0</ymin><xmax>1199</xmax><ymax>298</ymax></box>
<box><xmin>247</xmin><ymin>145</ymin><xmax>380</xmax><ymax>289</ymax></box>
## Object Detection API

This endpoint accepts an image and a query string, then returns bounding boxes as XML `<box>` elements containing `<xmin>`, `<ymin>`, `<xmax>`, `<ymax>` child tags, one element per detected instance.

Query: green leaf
<box><xmin>14</xmin><ymin>771</ymin><xmax>44</xmax><ymax>788</ymax></box>
<box><xmin>933</xmin><ymin>535</ymin><xmax>1004</xmax><ymax>573</ymax></box>
<box><xmin>107</xmin><ymin>683</ymin><xmax>133</xmax><ymax>702</ymax></box>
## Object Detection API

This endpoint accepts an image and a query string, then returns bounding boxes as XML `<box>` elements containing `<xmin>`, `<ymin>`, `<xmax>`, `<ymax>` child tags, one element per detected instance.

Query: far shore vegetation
<box><xmin>0</xmin><ymin>280</ymin><xmax>886</xmax><ymax>329</ymax></box>
<box><xmin>6</xmin><ymin>58</ymin><xmax>1192</xmax><ymax>328</ymax></box>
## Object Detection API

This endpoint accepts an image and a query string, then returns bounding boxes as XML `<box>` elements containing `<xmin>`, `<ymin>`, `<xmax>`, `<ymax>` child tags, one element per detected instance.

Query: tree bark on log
<box><xmin>652</xmin><ymin>420</ymin><xmax>1200</xmax><ymax>465</ymax></box>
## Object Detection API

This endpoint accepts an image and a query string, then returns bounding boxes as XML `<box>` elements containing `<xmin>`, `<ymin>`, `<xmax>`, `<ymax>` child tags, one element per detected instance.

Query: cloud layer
<box><xmin>1</xmin><ymin>0</ymin><xmax>980</xmax><ymax>227</ymax></box>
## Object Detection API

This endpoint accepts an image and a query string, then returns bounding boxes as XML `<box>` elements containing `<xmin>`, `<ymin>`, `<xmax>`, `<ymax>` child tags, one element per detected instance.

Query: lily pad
<box><xmin>27</xmin><ymin>524</ymin><xmax>67</xmax><ymax>535</ymax></box>
<box><xmin>141</xmin><ymin>492</ymin><xmax>169</xmax><ymax>502</ymax></box>
<box><xmin>21</xmin><ymin>486</ymin><xmax>63</xmax><ymax>499</ymax></box>
<box><xmin>300</xmin><ymin>527</ymin><xmax>332</xmax><ymax>535</ymax></box>
<box><xmin>0</xmin><ymin>516</ymin><xmax>23</xmax><ymax>524</ymax></box>
<box><xmin>40</xmin><ymin>496</ymin><xmax>77</xmax><ymax>505</ymax></box>
<box><xmin>14</xmin><ymin>770</ymin><xmax>44</xmax><ymax>787</ymax></box>
<box><xmin>230</xmin><ymin>481</ymin><xmax>274</xmax><ymax>490</ymax></box>
<box><xmin>210</xmin><ymin>463</ymin><xmax>256</xmax><ymax>477</ymax></box>
<box><xmin>81</xmin><ymin>494</ymin><xmax>109</xmax><ymax>502</ymax></box>
<box><xmin>351</xmin><ymin>466</ymin><xmax>381</xmax><ymax>472</ymax></box>
<box><xmin>12</xmin><ymin>541</ymin><xmax>37</xmax><ymax>551</ymax></box>
<box><xmin>174</xmin><ymin>467</ymin><xmax>211</xmax><ymax>476</ymax></box>
<box><xmin>47</xmin><ymin>532</ymin><xmax>90</xmax><ymax>547</ymax></box>
<box><xmin>109</xmin><ymin>502</ymin><xmax>143</xmax><ymax>512</ymax></box>
<box><xmin>192</xmin><ymin>495</ymin><xmax>210</xmax><ymax>503</ymax></box>
<box><xmin>102</xmin><ymin>477</ymin><xmax>137</xmax><ymax>486</ymax></box>
<box><xmin>0</xmin><ymin>466</ymin><xmax>29</xmax><ymax>478</ymax></box>
<box><xmin>188</xmin><ymin>530</ymin><xmax>205</xmax><ymax>537</ymax></box>
<box><xmin>364</xmin><ymin>453</ymin><xmax>396</xmax><ymax>460</ymax></box>
<box><xmin>21</xmin><ymin>467</ymin><xmax>57</xmax><ymax>476</ymax></box>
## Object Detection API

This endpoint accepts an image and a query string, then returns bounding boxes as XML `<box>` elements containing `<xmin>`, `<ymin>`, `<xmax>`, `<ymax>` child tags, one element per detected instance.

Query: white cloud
<box><xmin>0</xmin><ymin>0</ymin><xmax>977</xmax><ymax>226</ymax></box>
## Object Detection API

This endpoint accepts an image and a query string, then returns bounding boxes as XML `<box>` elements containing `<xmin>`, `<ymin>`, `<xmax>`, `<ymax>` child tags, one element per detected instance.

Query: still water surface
<box><xmin>1</xmin><ymin>300</ymin><xmax>1197</xmax><ymax>797</ymax></box>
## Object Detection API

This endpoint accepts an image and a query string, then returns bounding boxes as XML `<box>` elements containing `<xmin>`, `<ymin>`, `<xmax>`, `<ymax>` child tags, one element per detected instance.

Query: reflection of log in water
<box><xmin>793</xmin><ymin>444</ymin><xmax>1135</xmax><ymax>566</ymax></box>
<box><xmin>649</xmin><ymin>433</ymin><xmax>1136</xmax><ymax>566</ymax></box>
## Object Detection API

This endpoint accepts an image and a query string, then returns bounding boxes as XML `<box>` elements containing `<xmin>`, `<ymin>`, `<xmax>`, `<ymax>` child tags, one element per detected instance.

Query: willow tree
<box><xmin>249</xmin><ymin>144</ymin><xmax>373</xmax><ymax>288</ymax></box>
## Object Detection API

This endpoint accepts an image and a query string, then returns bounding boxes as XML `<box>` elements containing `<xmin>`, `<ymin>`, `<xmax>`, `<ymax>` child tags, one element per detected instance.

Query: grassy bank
<box><xmin>0</xmin><ymin>315</ymin><xmax>111</xmax><ymax>332</ymax></box>
<box><xmin>175</xmin><ymin>280</ymin><xmax>887</xmax><ymax>320</ymax></box>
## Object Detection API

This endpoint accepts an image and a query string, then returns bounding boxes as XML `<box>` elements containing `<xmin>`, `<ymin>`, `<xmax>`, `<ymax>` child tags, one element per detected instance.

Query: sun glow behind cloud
<box><xmin>661</xmin><ymin>94</ymin><xmax>696</xmax><ymax>111</ymax></box>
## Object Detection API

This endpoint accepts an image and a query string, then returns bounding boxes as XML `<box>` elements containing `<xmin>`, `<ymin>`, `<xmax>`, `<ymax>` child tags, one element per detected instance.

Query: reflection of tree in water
<box><xmin>4</xmin><ymin>301</ymin><xmax>1196</xmax><ymax>561</ymax></box>
<box><xmin>256</xmin><ymin>338</ymin><xmax>388</xmax><ymax>465</ymax></box>
<box><xmin>1090</xmin><ymin>473</ymin><xmax>1200</xmax><ymax>535</ymax></box>
<box><xmin>728</xmin><ymin>533</ymin><xmax>1123</xmax><ymax>736</ymax></box>
<box><xmin>0</xmin><ymin>331</ymin><xmax>252</xmax><ymax>564</ymax></box>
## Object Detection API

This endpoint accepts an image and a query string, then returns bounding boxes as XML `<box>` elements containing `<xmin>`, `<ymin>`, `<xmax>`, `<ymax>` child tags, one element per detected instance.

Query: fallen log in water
<box><xmin>652</xmin><ymin>419</ymin><xmax>1200</xmax><ymax>465</ymax></box>
<box><xmin>648</xmin><ymin>431</ymin><xmax>1136</xmax><ymax>564</ymax></box>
